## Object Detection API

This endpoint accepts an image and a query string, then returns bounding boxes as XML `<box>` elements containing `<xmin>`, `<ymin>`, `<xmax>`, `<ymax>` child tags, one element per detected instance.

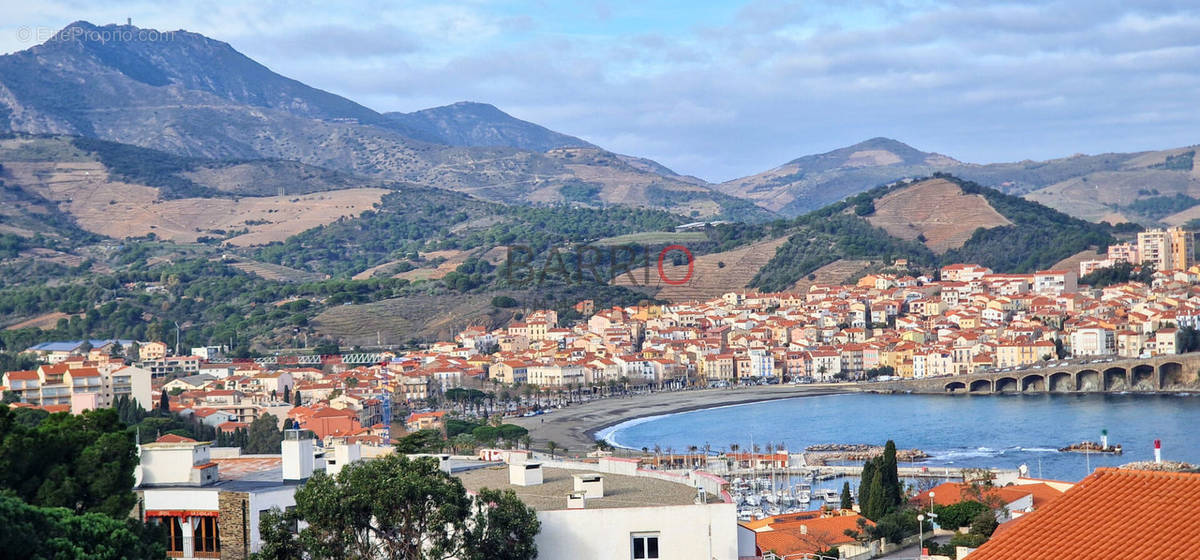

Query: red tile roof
<box><xmin>155</xmin><ymin>434</ymin><xmax>197</xmax><ymax>443</ymax></box>
<box><xmin>969</xmin><ymin>469</ymin><xmax>1200</xmax><ymax>560</ymax></box>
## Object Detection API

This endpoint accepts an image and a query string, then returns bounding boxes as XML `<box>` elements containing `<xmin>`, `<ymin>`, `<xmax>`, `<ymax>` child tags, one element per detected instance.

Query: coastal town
<box><xmin>1</xmin><ymin>227</ymin><xmax>1198</xmax><ymax>558</ymax></box>
<box><xmin>5</xmin><ymin>5</ymin><xmax>1200</xmax><ymax>558</ymax></box>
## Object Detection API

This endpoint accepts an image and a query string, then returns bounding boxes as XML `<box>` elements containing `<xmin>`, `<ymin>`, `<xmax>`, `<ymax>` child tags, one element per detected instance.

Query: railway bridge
<box><xmin>872</xmin><ymin>353</ymin><xmax>1200</xmax><ymax>394</ymax></box>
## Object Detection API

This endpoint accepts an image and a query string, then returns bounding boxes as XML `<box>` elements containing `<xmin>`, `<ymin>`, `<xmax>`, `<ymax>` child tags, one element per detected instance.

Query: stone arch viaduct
<box><xmin>873</xmin><ymin>353</ymin><xmax>1200</xmax><ymax>395</ymax></box>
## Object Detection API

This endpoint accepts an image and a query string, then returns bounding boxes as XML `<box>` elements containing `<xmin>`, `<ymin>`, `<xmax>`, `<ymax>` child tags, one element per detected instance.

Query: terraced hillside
<box><xmin>866</xmin><ymin>178</ymin><xmax>1011</xmax><ymax>253</ymax></box>
<box><xmin>611</xmin><ymin>237</ymin><xmax>789</xmax><ymax>303</ymax></box>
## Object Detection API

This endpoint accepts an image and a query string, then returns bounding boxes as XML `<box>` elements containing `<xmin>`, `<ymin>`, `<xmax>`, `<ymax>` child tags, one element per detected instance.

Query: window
<box><xmin>193</xmin><ymin>516</ymin><xmax>220</xmax><ymax>557</ymax></box>
<box><xmin>157</xmin><ymin>517</ymin><xmax>185</xmax><ymax>557</ymax></box>
<box><xmin>631</xmin><ymin>533</ymin><xmax>660</xmax><ymax>559</ymax></box>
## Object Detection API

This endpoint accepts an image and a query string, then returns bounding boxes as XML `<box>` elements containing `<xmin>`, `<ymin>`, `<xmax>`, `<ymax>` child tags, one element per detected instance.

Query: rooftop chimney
<box><xmin>1154</xmin><ymin>439</ymin><xmax>1162</xmax><ymax>464</ymax></box>
<box><xmin>509</xmin><ymin>461</ymin><xmax>543</xmax><ymax>486</ymax></box>
<box><xmin>283</xmin><ymin>429</ymin><xmax>315</xmax><ymax>481</ymax></box>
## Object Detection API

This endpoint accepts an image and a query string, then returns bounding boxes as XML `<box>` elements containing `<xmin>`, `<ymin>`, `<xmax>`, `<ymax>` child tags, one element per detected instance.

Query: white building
<box><xmin>455</xmin><ymin>457</ymin><xmax>739</xmax><ymax>560</ymax></box>
<box><xmin>134</xmin><ymin>431</ymin><xmax>314</xmax><ymax>559</ymax></box>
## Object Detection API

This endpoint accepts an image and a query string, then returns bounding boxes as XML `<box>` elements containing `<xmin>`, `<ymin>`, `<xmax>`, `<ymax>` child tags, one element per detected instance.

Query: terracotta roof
<box><xmin>969</xmin><ymin>469</ymin><xmax>1200</xmax><ymax>560</ymax></box>
<box><xmin>155</xmin><ymin>434</ymin><xmax>197</xmax><ymax>443</ymax></box>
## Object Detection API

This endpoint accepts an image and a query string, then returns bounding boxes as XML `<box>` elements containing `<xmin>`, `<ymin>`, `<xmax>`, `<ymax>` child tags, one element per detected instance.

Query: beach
<box><xmin>508</xmin><ymin>384</ymin><xmax>849</xmax><ymax>454</ymax></box>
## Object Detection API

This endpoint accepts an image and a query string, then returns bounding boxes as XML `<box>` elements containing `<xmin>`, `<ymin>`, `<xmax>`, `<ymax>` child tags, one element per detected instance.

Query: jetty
<box><xmin>1059</xmin><ymin>441</ymin><xmax>1122</xmax><ymax>454</ymax></box>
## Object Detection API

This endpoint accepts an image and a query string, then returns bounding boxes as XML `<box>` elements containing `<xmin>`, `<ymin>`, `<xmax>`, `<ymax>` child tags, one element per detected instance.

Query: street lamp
<box><xmin>929</xmin><ymin>490</ymin><xmax>935</xmax><ymax>511</ymax></box>
<box><xmin>917</xmin><ymin>514</ymin><xmax>925</xmax><ymax>558</ymax></box>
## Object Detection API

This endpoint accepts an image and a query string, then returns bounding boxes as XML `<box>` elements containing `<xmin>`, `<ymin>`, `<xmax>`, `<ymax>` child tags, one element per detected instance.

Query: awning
<box><xmin>145</xmin><ymin>510</ymin><xmax>219</xmax><ymax>518</ymax></box>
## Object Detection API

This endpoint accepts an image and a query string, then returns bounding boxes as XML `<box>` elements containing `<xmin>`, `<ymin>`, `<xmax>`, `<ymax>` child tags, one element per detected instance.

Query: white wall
<box><xmin>536</xmin><ymin>503</ymin><xmax>738</xmax><ymax>560</ymax></box>
<box><xmin>143</xmin><ymin>488</ymin><xmax>220</xmax><ymax>511</ymax></box>
<box><xmin>248</xmin><ymin>488</ymin><xmax>298</xmax><ymax>553</ymax></box>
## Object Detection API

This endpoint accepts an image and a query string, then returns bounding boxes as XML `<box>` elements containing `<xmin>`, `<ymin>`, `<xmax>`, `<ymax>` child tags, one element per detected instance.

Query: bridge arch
<box><xmin>968</xmin><ymin>379</ymin><xmax>993</xmax><ymax>394</ymax></box>
<box><xmin>1076</xmin><ymin>369</ymin><xmax>1101</xmax><ymax>392</ymax></box>
<box><xmin>994</xmin><ymin>377</ymin><xmax>1019</xmax><ymax>393</ymax></box>
<box><xmin>1159</xmin><ymin>361</ymin><xmax>1192</xmax><ymax>389</ymax></box>
<box><xmin>1048</xmin><ymin>372</ymin><xmax>1073</xmax><ymax>392</ymax></box>
<box><xmin>945</xmin><ymin>381</ymin><xmax>967</xmax><ymax>393</ymax></box>
<box><xmin>1130</xmin><ymin>364</ymin><xmax>1156</xmax><ymax>391</ymax></box>
<box><xmin>1103</xmin><ymin>367</ymin><xmax>1128</xmax><ymax>391</ymax></box>
<box><xmin>1020</xmin><ymin>374</ymin><xmax>1046</xmax><ymax>392</ymax></box>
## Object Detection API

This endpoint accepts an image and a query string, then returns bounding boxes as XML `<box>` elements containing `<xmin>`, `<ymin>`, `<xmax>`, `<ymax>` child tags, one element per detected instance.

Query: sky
<box><xmin>2</xmin><ymin>1</ymin><xmax>1199</xmax><ymax>182</ymax></box>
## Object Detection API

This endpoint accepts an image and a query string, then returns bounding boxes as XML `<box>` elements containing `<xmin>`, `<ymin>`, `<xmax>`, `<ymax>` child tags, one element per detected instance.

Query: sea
<box><xmin>596</xmin><ymin>392</ymin><xmax>1200</xmax><ymax>482</ymax></box>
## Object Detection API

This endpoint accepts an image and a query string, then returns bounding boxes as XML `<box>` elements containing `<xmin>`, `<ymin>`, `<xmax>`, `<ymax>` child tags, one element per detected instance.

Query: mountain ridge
<box><xmin>0</xmin><ymin>21</ymin><xmax>755</xmax><ymax>219</ymax></box>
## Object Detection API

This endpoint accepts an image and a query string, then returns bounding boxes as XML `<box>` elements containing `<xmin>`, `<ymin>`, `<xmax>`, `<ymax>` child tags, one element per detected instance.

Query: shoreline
<box><xmin>508</xmin><ymin>384</ymin><xmax>854</xmax><ymax>453</ymax></box>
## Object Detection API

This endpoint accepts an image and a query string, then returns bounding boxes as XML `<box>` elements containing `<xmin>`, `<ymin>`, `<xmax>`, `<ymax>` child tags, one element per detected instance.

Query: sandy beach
<box><xmin>508</xmin><ymin>384</ymin><xmax>850</xmax><ymax>454</ymax></box>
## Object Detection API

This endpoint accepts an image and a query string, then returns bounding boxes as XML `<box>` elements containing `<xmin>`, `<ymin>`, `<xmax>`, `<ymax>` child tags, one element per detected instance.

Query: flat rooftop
<box><xmin>454</xmin><ymin>466</ymin><xmax>718</xmax><ymax>511</ymax></box>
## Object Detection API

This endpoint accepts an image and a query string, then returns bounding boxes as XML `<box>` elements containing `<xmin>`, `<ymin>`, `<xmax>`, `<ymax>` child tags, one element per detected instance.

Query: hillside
<box><xmin>864</xmin><ymin>178</ymin><xmax>1011</xmax><ymax>253</ymax></box>
<box><xmin>385</xmin><ymin>102</ymin><xmax>594</xmax><ymax>152</ymax></box>
<box><xmin>612</xmin><ymin>176</ymin><xmax>1118</xmax><ymax>298</ymax></box>
<box><xmin>0</xmin><ymin>21</ymin><xmax>754</xmax><ymax>220</ymax></box>
<box><xmin>720</xmin><ymin>138</ymin><xmax>1200</xmax><ymax>221</ymax></box>
<box><xmin>0</xmin><ymin>135</ymin><xmax>398</xmax><ymax>245</ymax></box>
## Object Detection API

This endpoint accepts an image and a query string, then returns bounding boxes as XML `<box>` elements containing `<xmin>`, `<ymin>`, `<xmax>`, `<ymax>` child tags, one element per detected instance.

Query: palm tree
<box><xmin>519</xmin><ymin>434</ymin><xmax>532</xmax><ymax>450</ymax></box>
<box><xmin>546</xmin><ymin>440</ymin><xmax>559</xmax><ymax>458</ymax></box>
<box><xmin>688</xmin><ymin>445</ymin><xmax>699</xmax><ymax>468</ymax></box>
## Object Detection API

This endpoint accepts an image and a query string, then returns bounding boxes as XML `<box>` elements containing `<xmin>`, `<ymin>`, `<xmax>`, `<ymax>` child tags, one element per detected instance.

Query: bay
<box><xmin>597</xmin><ymin>393</ymin><xmax>1200</xmax><ymax>481</ymax></box>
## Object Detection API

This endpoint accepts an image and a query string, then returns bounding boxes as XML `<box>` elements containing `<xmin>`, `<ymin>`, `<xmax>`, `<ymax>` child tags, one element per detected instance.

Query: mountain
<box><xmin>0</xmin><ymin>22</ymin><xmax>757</xmax><ymax>220</ymax></box>
<box><xmin>722</xmin><ymin>137</ymin><xmax>1200</xmax><ymax>222</ymax></box>
<box><xmin>384</xmin><ymin>102</ymin><xmax>593</xmax><ymax>152</ymax></box>
<box><xmin>718</xmin><ymin>138</ymin><xmax>961</xmax><ymax>215</ymax></box>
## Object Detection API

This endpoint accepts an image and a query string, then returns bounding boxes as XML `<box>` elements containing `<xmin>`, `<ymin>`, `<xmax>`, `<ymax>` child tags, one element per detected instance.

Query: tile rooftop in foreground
<box><xmin>969</xmin><ymin>468</ymin><xmax>1200</xmax><ymax>560</ymax></box>
<box><xmin>454</xmin><ymin>466</ymin><xmax>715</xmax><ymax>511</ymax></box>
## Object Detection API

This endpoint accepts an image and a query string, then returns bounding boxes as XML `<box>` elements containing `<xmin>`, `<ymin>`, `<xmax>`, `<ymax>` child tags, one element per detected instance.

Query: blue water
<box><xmin>597</xmin><ymin>393</ymin><xmax>1200</xmax><ymax>481</ymax></box>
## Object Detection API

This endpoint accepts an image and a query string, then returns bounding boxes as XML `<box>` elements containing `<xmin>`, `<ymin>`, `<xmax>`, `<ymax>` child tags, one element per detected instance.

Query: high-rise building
<box><xmin>1137</xmin><ymin>227</ymin><xmax>1195</xmax><ymax>271</ymax></box>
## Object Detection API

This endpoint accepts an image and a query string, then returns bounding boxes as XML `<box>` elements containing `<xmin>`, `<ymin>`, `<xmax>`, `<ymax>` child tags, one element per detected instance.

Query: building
<box><xmin>454</xmin><ymin>457</ymin><xmax>738</xmax><ymax>560</ymax></box>
<box><xmin>2</xmin><ymin>362</ymin><xmax>153</xmax><ymax>410</ymax></box>
<box><xmin>134</xmin><ymin>432</ymin><xmax>313</xmax><ymax>559</ymax></box>
<box><xmin>967</xmin><ymin>469</ymin><xmax>1200</xmax><ymax>560</ymax></box>
<box><xmin>741</xmin><ymin>510</ymin><xmax>872</xmax><ymax>558</ymax></box>
<box><xmin>1138</xmin><ymin>227</ymin><xmax>1195</xmax><ymax>272</ymax></box>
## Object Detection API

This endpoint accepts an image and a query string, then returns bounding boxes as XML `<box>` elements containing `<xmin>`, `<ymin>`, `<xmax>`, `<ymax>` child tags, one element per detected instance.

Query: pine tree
<box><xmin>293</xmin><ymin>389</ymin><xmax>302</xmax><ymax>406</ymax></box>
<box><xmin>840</xmin><ymin>481</ymin><xmax>853</xmax><ymax>510</ymax></box>
<box><xmin>283</xmin><ymin>389</ymin><xmax>290</xmax><ymax>404</ymax></box>
<box><xmin>159</xmin><ymin>389</ymin><xmax>169</xmax><ymax>413</ymax></box>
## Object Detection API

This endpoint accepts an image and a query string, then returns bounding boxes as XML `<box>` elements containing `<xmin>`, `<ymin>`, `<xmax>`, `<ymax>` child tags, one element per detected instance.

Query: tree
<box><xmin>293</xmin><ymin>388</ymin><xmax>302</xmax><ymax>406</ymax></box>
<box><xmin>840</xmin><ymin>481</ymin><xmax>853</xmax><ymax>510</ymax></box>
<box><xmin>254</xmin><ymin>454</ymin><xmax>538</xmax><ymax>560</ymax></box>
<box><xmin>881</xmin><ymin>440</ymin><xmax>902</xmax><ymax>511</ymax></box>
<box><xmin>933</xmin><ymin>500</ymin><xmax>990</xmax><ymax>529</ymax></box>
<box><xmin>0</xmin><ymin>406</ymin><xmax>138</xmax><ymax>517</ymax></box>
<box><xmin>245</xmin><ymin>413</ymin><xmax>284</xmax><ymax>454</ymax></box>
<box><xmin>127</xmin><ymin>341</ymin><xmax>141</xmax><ymax>361</ymax></box>
<box><xmin>463</xmin><ymin>488</ymin><xmax>540</xmax><ymax>560</ymax></box>
<box><xmin>857</xmin><ymin>459</ymin><xmax>876</xmax><ymax>514</ymax></box>
<box><xmin>0</xmin><ymin>494</ymin><xmax>165</xmax><ymax>559</ymax></box>
<box><xmin>969</xmin><ymin>510</ymin><xmax>999</xmax><ymax>538</ymax></box>
<box><xmin>546</xmin><ymin>440</ymin><xmax>558</xmax><ymax>458</ymax></box>
<box><xmin>865</xmin><ymin>467</ymin><xmax>886</xmax><ymax>521</ymax></box>
<box><xmin>1</xmin><ymin>390</ymin><xmax>18</xmax><ymax>404</ymax></box>
<box><xmin>159</xmin><ymin>389</ymin><xmax>169</xmax><ymax>413</ymax></box>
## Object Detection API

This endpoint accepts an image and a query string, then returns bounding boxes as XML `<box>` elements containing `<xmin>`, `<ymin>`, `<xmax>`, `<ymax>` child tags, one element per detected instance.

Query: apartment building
<box><xmin>1138</xmin><ymin>227</ymin><xmax>1195</xmax><ymax>272</ymax></box>
<box><xmin>2</xmin><ymin>362</ymin><xmax>152</xmax><ymax>410</ymax></box>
